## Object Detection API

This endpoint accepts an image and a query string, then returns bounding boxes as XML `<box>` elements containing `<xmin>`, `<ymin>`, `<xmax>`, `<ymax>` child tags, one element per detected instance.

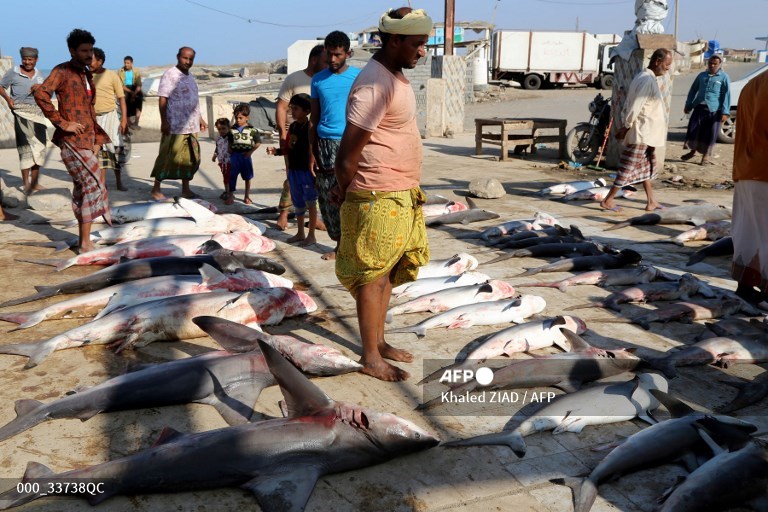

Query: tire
<box><xmin>600</xmin><ymin>74</ymin><xmax>614</xmax><ymax>90</ymax></box>
<box><xmin>566</xmin><ymin>124</ymin><xmax>601</xmax><ymax>165</ymax></box>
<box><xmin>718</xmin><ymin>111</ymin><xmax>735</xmax><ymax>144</ymax></box>
<box><xmin>523</xmin><ymin>74</ymin><xmax>542</xmax><ymax>90</ymax></box>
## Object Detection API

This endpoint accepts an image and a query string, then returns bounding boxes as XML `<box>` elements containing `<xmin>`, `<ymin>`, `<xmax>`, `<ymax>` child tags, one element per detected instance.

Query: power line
<box><xmin>184</xmin><ymin>0</ymin><xmax>380</xmax><ymax>28</ymax></box>
<box><xmin>535</xmin><ymin>0</ymin><xmax>631</xmax><ymax>4</ymax></box>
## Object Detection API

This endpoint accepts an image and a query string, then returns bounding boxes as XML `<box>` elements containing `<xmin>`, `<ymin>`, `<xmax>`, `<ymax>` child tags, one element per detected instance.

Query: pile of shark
<box><xmin>0</xmin><ymin>183</ymin><xmax>765</xmax><ymax>511</ymax></box>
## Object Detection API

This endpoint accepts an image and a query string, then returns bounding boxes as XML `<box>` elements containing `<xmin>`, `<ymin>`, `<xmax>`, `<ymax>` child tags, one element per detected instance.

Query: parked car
<box><xmin>719</xmin><ymin>64</ymin><xmax>768</xmax><ymax>143</ymax></box>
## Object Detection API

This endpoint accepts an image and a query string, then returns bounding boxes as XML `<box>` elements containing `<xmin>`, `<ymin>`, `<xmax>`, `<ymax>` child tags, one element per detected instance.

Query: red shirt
<box><xmin>34</xmin><ymin>60</ymin><xmax>109</xmax><ymax>150</ymax></box>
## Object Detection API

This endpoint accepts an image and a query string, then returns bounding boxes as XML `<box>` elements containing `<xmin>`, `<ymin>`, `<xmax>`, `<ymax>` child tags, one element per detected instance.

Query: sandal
<box><xmin>680</xmin><ymin>152</ymin><xmax>695</xmax><ymax>162</ymax></box>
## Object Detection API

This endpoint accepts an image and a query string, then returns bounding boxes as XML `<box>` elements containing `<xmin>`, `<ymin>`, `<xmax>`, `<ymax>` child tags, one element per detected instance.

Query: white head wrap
<box><xmin>379</xmin><ymin>8</ymin><xmax>433</xmax><ymax>36</ymax></box>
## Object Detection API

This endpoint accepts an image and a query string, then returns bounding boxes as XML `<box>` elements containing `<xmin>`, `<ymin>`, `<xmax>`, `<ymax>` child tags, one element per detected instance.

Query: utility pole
<box><xmin>444</xmin><ymin>0</ymin><xmax>455</xmax><ymax>56</ymax></box>
<box><xmin>674</xmin><ymin>0</ymin><xmax>679</xmax><ymax>42</ymax></box>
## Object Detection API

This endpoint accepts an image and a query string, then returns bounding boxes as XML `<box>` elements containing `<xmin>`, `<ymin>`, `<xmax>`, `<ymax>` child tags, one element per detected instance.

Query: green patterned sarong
<box><xmin>151</xmin><ymin>133</ymin><xmax>200</xmax><ymax>181</ymax></box>
<box><xmin>336</xmin><ymin>188</ymin><xmax>430</xmax><ymax>297</ymax></box>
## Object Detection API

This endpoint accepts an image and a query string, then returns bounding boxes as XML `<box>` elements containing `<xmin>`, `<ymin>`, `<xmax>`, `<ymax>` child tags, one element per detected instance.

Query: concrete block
<box><xmin>25</xmin><ymin>187</ymin><xmax>72</xmax><ymax>212</ymax></box>
<box><xmin>425</xmin><ymin>78</ymin><xmax>446</xmax><ymax>138</ymax></box>
<box><xmin>469</xmin><ymin>177</ymin><xmax>506</xmax><ymax>199</ymax></box>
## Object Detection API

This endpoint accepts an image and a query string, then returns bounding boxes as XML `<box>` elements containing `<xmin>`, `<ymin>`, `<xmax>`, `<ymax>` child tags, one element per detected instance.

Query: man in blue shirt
<box><xmin>310</xmin><ymin>30</ymin><xmax>360</xmax><ymax>260</ymax></box>
<box><xmin>681</xmin><ymin>55</ymin><xmax>731</xmax><ymax>166</ymax></box>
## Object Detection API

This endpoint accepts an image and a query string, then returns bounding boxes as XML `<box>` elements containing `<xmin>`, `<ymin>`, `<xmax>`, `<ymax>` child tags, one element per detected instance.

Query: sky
<box><xmin>2</xmin><ymin>0</ymin><xmax>767</xmax><ymax>70</ymax></box>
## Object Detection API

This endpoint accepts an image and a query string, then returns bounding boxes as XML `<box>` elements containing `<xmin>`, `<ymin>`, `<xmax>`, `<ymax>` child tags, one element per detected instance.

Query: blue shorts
<box><xmin>229</xmin><ymin>152</ymin><xmax>254</xmax><ymax>192</ymax></box>
<box><xmin>287</xmin><ymin>169</ymin><xmax>318</xmax><ymax>216</ymax></box>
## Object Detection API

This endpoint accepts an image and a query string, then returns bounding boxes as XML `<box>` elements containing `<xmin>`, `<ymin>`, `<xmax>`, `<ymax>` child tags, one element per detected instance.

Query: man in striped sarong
<box><xmin>0</xmin><ymin>47</ymin><xmax>52</xmax><ymax>195</ymax></box>
<box><xmin>91</xmin><ymin>47</ymin><xmax>129</xmax><ymax>191</ymax></box>
<box><xmin>600</xmin><ymin>48</ymin><xmax>672</xmax><ymax>213</ymax></box>
<box><xmin>34</xmin><ymin>29</ymin><xmax>111</xmax><ymax>253</ymax></box>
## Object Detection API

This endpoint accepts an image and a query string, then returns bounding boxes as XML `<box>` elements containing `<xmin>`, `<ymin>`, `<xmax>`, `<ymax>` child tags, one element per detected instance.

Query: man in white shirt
<box><xmin>600</xmin><ymin>48</ymin><xmax>672</xmax><ymax>213</ymax></box>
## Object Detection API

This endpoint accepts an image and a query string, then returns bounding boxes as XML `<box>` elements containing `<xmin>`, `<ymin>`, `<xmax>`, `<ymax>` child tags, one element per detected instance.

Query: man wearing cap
<box><xmin>334</xmin><ymin>7</ymin><xmax>432</xmax><ymax>381</ymax></box>
<box><xmin>0</xmin><ymin>47</ymin><xmax>52</xmax><ymax>195</ymax></box>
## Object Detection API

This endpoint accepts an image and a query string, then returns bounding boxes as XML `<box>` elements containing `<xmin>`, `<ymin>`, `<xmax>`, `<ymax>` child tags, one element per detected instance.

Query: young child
<box><xmin>227</xmin><ymin>103</ymin><xmax>261</xmax><ymax>205</ymax></box>
<box><xmin>267</xmin><ymin>93</ymin><xmax>318</xmax><ymax>246</ymax></box>
<box><xmin>212</xmin><ymin>117</ymin><xmax>231</xmax><ymax>200</ymax></box>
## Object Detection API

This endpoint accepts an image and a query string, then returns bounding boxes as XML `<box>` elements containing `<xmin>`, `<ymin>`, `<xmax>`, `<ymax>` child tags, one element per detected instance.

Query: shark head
<box><xmin>349</xmin><ymin>406</ymin><xmax>440</xmax><ymax>454</ymax></box>
<box><xmin>256</xmin><ymin>339</ymin><xmax>440</xmax><ymax>455</ymax></box>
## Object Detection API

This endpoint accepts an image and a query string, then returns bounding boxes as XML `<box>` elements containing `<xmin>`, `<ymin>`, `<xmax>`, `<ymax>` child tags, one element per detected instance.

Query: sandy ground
<box><xmin>0</xmin><ymin>65</ymin><xmax>765</xmax><ymax>511</ymax></box>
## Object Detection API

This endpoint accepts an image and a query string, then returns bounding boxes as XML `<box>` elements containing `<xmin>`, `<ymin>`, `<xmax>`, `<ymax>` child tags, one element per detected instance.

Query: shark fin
<box><xmin>257</xmin><ymin>340</ymin><xmax>334</xmax><ymax>418</ymax></box>
<box><xmin>199</xmin><ymin>263</ymin><xmax>228</xmax><ymax>286</ymax></box>
<box><xmin>559</xmin><ymin>330</ymin><xmax>591</xmax><ymax>351</ymax></box>
<box><xmin>649</xmin><ymin>389</ymin><xmax>696</xmax><ymax>417</ymax></box>
<box><xmin>14</xmin><ymin>399</ymin><xmax>43</xmax><ymax>417</ymax></box>
<box><xmin>193</xmin><ymin>316</ymin><xmax>264</xmax><ymax>352</ymax></box>
<box><xmin>177</xmin><ymin>196</ymin><xmax>217</xmax><ymax>223</ymax></box>
<box><xmin>244</xmin><ymin>465</ymin><xmax>322</xmax><ymax>512</ymax></box>
<box><xmin>151</xmin><ymin>426</ymin><xmax>186</xmax><ymax>447</ymax></box>
<box><xmin>466</xmin><ymin>197</ymin><xmax>479</xmax><ymax>209</ymax></box>
<box><xmin>205</xmin><ymin>368</ymin><xmax>271</xmax><ymax>426</ymax></box>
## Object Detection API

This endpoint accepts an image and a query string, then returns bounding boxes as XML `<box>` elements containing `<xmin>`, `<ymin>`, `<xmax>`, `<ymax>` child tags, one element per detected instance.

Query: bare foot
<box><xmin>77</xmin><ymin>243</ymin><xmax>95</xmax><ymax>254</ymax></box>
<box><xmin>599</xmin><ymin>199</ymin><xmax>622</xmax><ymax>212</ymax></box>
<box><xmin>359</xmin><ymin>357</ymin><xmax>410</xmax><ymax>381</ymax></box>
<box><xmin>243</xmin><ymin>197</ymin><xmax>253</xmax><ymax>205</ymax></box>
<box><xmin>276</xmin><ymin>211</ymin><xmax>289</xmax><ymax>231</ymax></box>
<box><xmin>380</xmin><ymin>342</ymin><xmax>413</xmax><ymax>363</ymax></box>
<box><xmin>645</xmin><ymin>202</ymin><xmax>665</xmax><ymax>212</ymax></box>
<box><xmin>24</xmin><ymin>185</ymin><xmax>45</xmax><ymax>195</ymax></box>
<box><xmin>182</xmin><ymin>192</ymin><xmax>200</xmax><ymax>200</ymax></box>
<box><xmin>151</xmin><ymin>191</ymin><xmax>166</xmax><ymax>201</ymax></box>
<box><xmin>298</xmin><ymin>235</ymin><xmax>316</xmax><ymax>247</ymax></box>
<box><xmin>0</xmin><ymin>210</ymin><xmax>19</xmax><ymax>221</ymax></box>
<box><xmin>286</xmin><ymin>233</ymin><xmax>305</xmax><ymax>243</ymax></box>
<box><xmin>314</xmin><ymin>219</ymin><xmax>327</xmax><ymax>231</ymax></box>
<box><xmin>321</xmin><ymin>250</ymin><xmax>336</xmax><ymax>260</ymax></box>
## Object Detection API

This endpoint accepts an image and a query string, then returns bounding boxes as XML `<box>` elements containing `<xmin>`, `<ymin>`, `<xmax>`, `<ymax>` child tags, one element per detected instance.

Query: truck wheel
<box><xmin>523</xmin><ymin>74</ymin><xmax>542</xmax><ymax>90</ymax></box>
<box><xmin>717</xmin><ymin>112</ymin><xmax>735</xmax><ymax>144</ymax></box>
<box><xmin>600</xmin><ymin>74</ymin><xmax>614</xmax><ymax>90</ymax></box>
<box><xmin>566</xmin><ymin>124</ymin><xmax>600</xmax><ymax>164</ymax></box>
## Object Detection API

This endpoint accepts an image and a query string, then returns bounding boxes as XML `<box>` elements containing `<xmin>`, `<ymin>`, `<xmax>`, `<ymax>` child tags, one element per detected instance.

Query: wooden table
<box><xmin>475</xmin><ymin>118</ymin><xmax>568</xmax><ymax>161</ymax></box>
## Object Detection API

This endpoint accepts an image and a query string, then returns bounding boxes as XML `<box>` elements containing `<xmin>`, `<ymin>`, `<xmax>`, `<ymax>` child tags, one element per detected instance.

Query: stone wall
<box><xmin>0</xmin><ymin>57</ymin><xmax>14</xmax><ymax>149</ymax></box>
<box><xmin>431</xmin><ymin>55</ymin><xmax>466</xmax><ymax>136</ymax></box>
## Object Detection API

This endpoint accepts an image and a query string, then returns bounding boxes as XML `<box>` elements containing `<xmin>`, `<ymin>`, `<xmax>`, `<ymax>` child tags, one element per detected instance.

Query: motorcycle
<box><xmin>566</xmin><ymin>93</ymin><xmax>612</xmax><ymax>165</ymax></box>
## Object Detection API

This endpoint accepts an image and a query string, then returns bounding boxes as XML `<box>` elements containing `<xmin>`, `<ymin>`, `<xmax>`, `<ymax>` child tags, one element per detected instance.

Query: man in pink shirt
<box><xmin>334</xmin><ymin>7</ymin><xmax>432</xmax><ymax>382</ymax></box>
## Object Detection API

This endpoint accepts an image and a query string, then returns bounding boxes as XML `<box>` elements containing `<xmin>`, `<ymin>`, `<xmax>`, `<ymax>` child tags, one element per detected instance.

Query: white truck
<box><xmin>491</xmin><ymin>30</ymin><xmax>620</xmax><ymax>90</ymax></box>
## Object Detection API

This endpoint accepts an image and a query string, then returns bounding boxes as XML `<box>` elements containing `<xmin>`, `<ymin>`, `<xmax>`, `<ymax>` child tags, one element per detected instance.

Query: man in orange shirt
<box><xmin>334</xmin><ymin>7</ymin><xmax>432</xmax><ymax>382</ymax></box>
<box><xmin>731</xmin><ymin>68</ymin><xmax>768</xmax><ymax>305</ymax></box>
<box><xmin>34</xmin><ymin>29</ymin><xmax>111</xmax><ymax>253</ymax></box>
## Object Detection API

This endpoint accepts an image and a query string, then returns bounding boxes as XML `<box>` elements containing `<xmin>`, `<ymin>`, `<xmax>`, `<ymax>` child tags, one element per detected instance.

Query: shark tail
<box><xmin>550</xmin><ymin>476</ymin><xmax>598</xmax><ymax>512</ymax></box>
<box><xmin>485</xmin><ymin>254</ymin><xmax>515</xmax><ymax>265</ymax></box>
<box><xmin>15</xmin><ymin>257</ymin><xmax>65</xmax><ymax>268</ymax></box>
<box><xmin>564</xmin><ymin>302</ymin><xmax>600</xmax><ymax>311</ymax></box>
<box><xmin>0</xmin><ymin>341</ymin><xmax>57</xmax><ymax>369</ymax></box>
<box><xmin>443</xmin><ymin>430</ymin><xmax>526</xmax><ymax>458</ymax></box>
<box><xmin>385</xmin><ymin>325</ymin><xmax>427</xmax><ymax>338</ymax></box>
<box><xmin>0</xmin><ymin>311</ymin><xmax>32</xmax><ymax>327</ymax></box>
<box><xmin>10</xmin><ymin>240</ymin><xmax>74</xmax><ymax>251</ymax></box>
<box><xmin>0</xmin><ymin>288</ymin><xmax>58</xmax><ymax>309</ymax></box>
<box><xmin>604</xmin><ymin>221</ymin><xmax>632</xmax><ymax>231</ymax></box>
<box><xmin>0</xmin><ymin>461</ymin><xmax>56</xmax><ymax>510</ymax></box>
<box><xmin>0</xmin><ymin>399</ymin><xmax>48</xmax><ymax>443</ymax></box>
